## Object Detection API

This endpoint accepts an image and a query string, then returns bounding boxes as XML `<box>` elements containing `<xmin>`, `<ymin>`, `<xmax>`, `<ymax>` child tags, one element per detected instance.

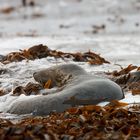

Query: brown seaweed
<box><xmin>0</xmin><ymin>103</ymin><xmax>140</xmax><ymax>139</ymax></box>
<box><xmin>0</xmin><ymin>44</ymin><xmax>109</xmax><ymax>65</ymax></box>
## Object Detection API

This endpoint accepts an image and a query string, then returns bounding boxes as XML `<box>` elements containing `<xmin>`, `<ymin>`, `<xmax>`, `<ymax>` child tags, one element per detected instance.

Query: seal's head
<box><xmin>33</xmin><ymin>67</ymin><xmax>72</xmax><ymax>88</ymax></box>
<box><xmin>33</xmin><ymin>69</ymin><xmax>56</xmax><ymax>88</ymax></box>
<box><xmin>33</xmin><ymin>64</ymin><xmax>87</xmax><ymax>88</ymax></box>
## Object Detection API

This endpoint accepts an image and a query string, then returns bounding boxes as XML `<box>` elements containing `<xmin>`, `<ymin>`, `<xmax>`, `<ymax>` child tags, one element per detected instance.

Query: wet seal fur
<box><xmin>8</xmin><ymin>64</ymin><xmax>124</xmax><ymax>115</ymax></box>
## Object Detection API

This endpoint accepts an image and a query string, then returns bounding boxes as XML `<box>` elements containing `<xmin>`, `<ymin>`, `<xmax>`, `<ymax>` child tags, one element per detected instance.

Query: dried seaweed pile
<box><xmin>0</xmin><ymin>81</ymin><xmax>55</xmax><ymax>97</ymax></box>
<box><xmin>0</xmin><ymin>102</ymin><xmax>140</xmax><ymax>140</ymax></box>
<box><xmin>12</xmin><ymin>82</ymin><xmax>43</xmax><ymax>96</ymax></box>
<box><xmin>0</xmin><ymin>44</ymin><xmax>109</xmax><ymax>65</ymax></box>
<box><xmin>107</xmin><ymin>64</ymin><xmax>140</xmax><ymax>95</ymax></box>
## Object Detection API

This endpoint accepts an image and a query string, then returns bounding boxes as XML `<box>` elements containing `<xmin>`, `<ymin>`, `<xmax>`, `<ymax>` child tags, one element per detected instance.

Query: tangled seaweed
<box><xmin>0</xmin><ymin>44</ymin><xmax>109</xmax><ymax>65</ymax></box>
<box><xmin>0</xmin><ymin>102</ymin><xmax>140</xmax><ymax>140</ymax></box>
<box><xmin>12</xmin><ymin>82</ymin><xmax>43</xmax><ymax>96</ymax></box>
<box><xmin>107</xmin><ymin>64</ymin><xmax>140</xmax><ymax>95</ymax></box>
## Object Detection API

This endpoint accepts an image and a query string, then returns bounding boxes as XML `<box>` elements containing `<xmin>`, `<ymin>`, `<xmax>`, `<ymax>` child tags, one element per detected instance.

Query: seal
<box><xmin>8</xmin><ymin>64</ymin><xmax>124</xmax><ymax>115</ymax></box>
<box><xmin>33</xmin><ymin>63</ymin><xmax>87</xmax><ymax>88</ymax></box>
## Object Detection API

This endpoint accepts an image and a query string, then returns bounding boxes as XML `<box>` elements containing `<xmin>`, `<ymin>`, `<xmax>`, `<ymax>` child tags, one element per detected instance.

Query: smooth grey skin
<box><xmin>8</xmin><ymin>64</ymin><xmax>124</xmax><ymax>115</ymax></box>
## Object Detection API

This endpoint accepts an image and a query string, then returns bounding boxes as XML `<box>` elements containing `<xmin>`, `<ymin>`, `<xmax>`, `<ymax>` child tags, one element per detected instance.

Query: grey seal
<box><xmin>8</xmin><ymin>64</ymin><xmax>124</xmax><ymax>115</ymax></box>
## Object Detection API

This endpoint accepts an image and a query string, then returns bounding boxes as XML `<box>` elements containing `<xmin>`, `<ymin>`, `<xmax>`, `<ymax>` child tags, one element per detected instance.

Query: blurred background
<box><xmin>0</xmin><ymin>0</ymin><xmax>140</xmax><ymax>37</ymax></box>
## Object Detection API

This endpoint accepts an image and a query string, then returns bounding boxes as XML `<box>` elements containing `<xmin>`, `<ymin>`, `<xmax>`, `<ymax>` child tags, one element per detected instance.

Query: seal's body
<box><xmin>8</xmin><ymin>64</ymin><xmax>124</xmax><ymax>115</ymax></box>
